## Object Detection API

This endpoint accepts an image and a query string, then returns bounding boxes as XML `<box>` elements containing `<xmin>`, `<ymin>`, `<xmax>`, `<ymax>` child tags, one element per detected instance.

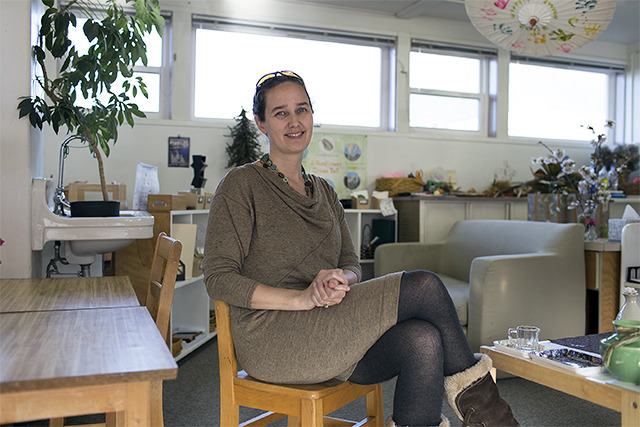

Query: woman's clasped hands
<box><xmin>309</xmin><ymin>269</ymin><xmax>351</xmax><ymax>309</ymax></box>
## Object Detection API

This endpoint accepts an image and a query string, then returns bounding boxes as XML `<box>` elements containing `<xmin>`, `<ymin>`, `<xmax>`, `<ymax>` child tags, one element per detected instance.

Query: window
<box><xmin>409</xmin><ymin>41</ymin><xmax>497</xmax><ymax>134</ymax></box>
<box><xmin>508</xmin><ymin>57</ymin><xmax>625</xmax><ymax>141</ymax></box>
<box><xmin>192</xmin><ymin>18</ymin><xmax>394</xmax><ymax>129</ymax></box>
<box><xmin>67</xmin><ymin>14</ymin><xmax>171</xmax><ymax>118</ymax></box>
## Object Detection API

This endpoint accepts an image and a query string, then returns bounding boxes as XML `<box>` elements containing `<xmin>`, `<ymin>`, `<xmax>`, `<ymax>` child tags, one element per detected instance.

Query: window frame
<box><xmin>408</xmin><ymin>40</ymin><xmax>498</xmax><ymax>136</ymax></box>
<box><xmin>508</xmin><ymin>54</ymin><xmax>626</xmax><ymax>143</ymax></box>
<box><xmin>190</xmin><ymin>16</ymin><xmax>395</xmax><ymax>130</ymax></box>
<box><xmin>64</xmin><ymin>4</ymin><xmax>172</xmax><ymax>119</ymax></box>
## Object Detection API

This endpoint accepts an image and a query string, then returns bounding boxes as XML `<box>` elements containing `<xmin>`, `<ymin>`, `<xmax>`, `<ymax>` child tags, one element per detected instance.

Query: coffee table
<box><xmin>480</xmin><ymin>345</ymin><xmax>639</xmax><ymax>426</ymax></box>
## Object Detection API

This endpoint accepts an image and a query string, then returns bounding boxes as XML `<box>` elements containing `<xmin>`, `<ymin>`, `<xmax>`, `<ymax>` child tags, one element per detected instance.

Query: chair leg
<box><xmin>367</xmin><ymin>384</ymin><xmax>384</xmax><ymax>425</ymax></box>
<box><xmin>300</xmin><ymin>399</ymin><xmax>323</xmax><ymax>426</ymax></box>
<box><xmin>220</xmin><ymin>390</ymin><xmax>240</xmax><ymax>426</ymax></box>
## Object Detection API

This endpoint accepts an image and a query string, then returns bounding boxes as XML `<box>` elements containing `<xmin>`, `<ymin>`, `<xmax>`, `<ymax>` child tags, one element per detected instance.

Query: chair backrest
<box><xmin>214</xmin><ymin>300</ymin><xmax>239</xmax><ymax>383</ymax></box>
<box><xmin>145</xmin><ymin>232</ymin><xmax>182</xmax><ymax>342</ymax></box>
<box><xmin>441</xmin><ymin>220</ymin><xmax>584</xmax><ymax>281</ymax></box>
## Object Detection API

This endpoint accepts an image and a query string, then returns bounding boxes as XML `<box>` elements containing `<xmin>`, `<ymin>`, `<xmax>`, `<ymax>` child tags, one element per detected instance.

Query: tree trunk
<box><xmin>84</xmin><ymin>132</ymin><xmax>109</xmax><ymax>201</ymax></box>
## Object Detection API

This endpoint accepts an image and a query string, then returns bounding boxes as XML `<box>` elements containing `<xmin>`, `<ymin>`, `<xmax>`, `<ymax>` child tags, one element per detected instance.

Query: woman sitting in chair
<box><xmin>203</xmin><ymin>71</ymin><xmax>518</xmax><ymax>427</ymax></box>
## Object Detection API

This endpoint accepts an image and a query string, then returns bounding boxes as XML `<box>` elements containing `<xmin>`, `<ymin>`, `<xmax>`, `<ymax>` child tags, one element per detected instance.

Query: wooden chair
<box><xmin>214</xmin><ymin>300</ymin><xmax>384</xmax><ymax>427</ymax></box>
<box><xmin>50</xmin><ymin>232</ymin><xmax>182</xmax><ymax>427</ymax></box>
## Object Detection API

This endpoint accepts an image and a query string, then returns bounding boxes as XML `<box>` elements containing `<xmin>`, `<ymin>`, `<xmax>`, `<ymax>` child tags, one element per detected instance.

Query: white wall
<box><xmin>39</xmin><ymin>0</ymin><xmax>638</xmax><ymax>208</ymax></box>
<box><xmin>0</xmin><ymin>0</ymin><xmax>40</xmax><ymax>278</ymax></box>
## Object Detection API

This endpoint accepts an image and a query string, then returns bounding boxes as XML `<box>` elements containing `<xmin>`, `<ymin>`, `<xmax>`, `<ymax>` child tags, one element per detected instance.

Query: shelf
<box><xmin>174</xmin><ymin>330</ymin><xmax>217</xmax><ymax>362</ymax></box>
<box><xmin>167</xmin><ymin>209</ymin><xmax>210</xmax><ymax>215</ymax></box>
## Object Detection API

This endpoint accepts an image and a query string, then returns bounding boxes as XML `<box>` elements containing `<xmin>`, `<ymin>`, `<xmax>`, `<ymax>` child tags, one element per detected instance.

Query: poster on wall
<box><xmin>168</xmin><ymin>136</ymin><xmax>190</xmax><ymax>167</ymax></box>
<box><xmin>303</xmin><ymin>133</ymin><xmax>367</xmax><ymax>199</ymax></box>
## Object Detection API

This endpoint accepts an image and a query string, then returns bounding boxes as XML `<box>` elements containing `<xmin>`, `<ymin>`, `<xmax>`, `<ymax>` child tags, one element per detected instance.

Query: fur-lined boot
<box><xmin>444</xmin><ymin>353</ymin><xmax>519</xmax><ymax>426</ymax></box>
<box><xmin>385</xmin><ymin>414</ymin><xmax>450</xmax><ymax>427</ymax></box>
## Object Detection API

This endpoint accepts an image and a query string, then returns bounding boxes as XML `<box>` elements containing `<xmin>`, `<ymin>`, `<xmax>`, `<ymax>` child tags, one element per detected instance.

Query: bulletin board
<box><xmin>303</xmin><ymin>133</ymin><xmax>367</xmax><ymax>199</ymax></box>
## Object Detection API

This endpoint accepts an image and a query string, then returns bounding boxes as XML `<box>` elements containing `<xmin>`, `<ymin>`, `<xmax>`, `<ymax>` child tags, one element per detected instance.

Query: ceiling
<box><xmin>296</xmin><ymin>0</ymin><xmax>639</xmax><ymax>45</ymax></box>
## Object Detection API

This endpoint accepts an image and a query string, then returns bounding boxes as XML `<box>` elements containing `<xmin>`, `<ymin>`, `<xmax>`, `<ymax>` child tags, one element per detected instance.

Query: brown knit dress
<box><xmin>203</xmin><ymin>163</ymin><xmax>402</xmax><ymax>384</ymax></box>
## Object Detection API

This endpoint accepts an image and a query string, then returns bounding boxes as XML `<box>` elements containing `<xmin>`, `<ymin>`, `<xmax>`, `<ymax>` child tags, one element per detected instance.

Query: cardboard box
<box><xmin>179</xmin><ymin>191</ymin><xmax>205</xmax><ymax>210</ymax></box>
<box><xmin>372</xmin><ymin>196</ymin><xmax>387</xmax><ymax>210</ymax></box>
<box><xmin>351</xmin><ymin>196</ymin><xmax>371</xmax><ymax>210</ymax></box>
<box><xmin>147</xmin><ymin>194</ymin><xmax>187</xmax><ymax>212</ymax></box>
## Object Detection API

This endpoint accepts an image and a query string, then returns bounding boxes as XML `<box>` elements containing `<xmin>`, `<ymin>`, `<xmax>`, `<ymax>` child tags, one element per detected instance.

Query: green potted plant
<box><xmin>18</xmin><ymin>0</ymin><xmax>164</xmax><ymax>213</ymax></box>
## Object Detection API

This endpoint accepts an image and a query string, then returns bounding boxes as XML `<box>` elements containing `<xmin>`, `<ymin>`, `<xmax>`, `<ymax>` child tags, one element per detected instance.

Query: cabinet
<box><xmin>584</xmin><ymin>239</ymin><xmax>621</xmax><ymax>334</ymax></box>
<box><xmin>344</xmin><ymin>209</ymin><xmax>397</xmax><ymax>280</ymax></box>
<box><xmin>393</xmin><ymin>196</ymin><xmax>528</xmax><ymax>243</ymax></box>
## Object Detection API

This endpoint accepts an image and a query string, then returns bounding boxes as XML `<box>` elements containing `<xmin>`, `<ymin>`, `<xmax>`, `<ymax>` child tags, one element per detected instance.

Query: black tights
<box><xmin>348</xmin><ymin>270</ymin><xmax>476</xmax><ymax>426</ymax></box>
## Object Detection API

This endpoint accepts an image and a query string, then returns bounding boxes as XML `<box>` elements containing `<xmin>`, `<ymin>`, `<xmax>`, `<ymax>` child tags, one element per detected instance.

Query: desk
<box><xmin>0</xmin><ymin>276</ymin><xmax>139</xmax><ymax>313</ymax></box>
<box><xmin>481</xmin><ymin>345</ymin><xmax>639</xmax><ymax>426</ymax></box>
<box><xmin>0</xmin><ymin>306</ymin><xmax>178</xmax><ymax>426</ymax></box>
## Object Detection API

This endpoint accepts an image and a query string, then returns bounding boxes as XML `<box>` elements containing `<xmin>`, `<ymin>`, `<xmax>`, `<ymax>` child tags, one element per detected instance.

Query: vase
<box><xmin>599</xmin><ymin>320</ymin><xmax>640</xmax><ymax>384</ymax></box>
<box><xmin>527</xmin><ymin>193</ymin><xmax>575</xmax><ymax>223</ymax></box>
<box><xmin>585</xmin><ymin>223</ymin><xmax>598</xmax><ymax>241</ymax></box>
<box><xmin>616</xmin><ymin>287</ymin><xmax>640</xmax><ymax>321</ymax></box>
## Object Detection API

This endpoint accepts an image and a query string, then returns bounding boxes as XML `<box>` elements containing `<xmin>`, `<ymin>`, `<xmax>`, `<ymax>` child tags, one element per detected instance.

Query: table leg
<box><xmin>150</xmin><ymin>380</ymin><xmax>164</xmax><ymax>427</ymax></box>
<box><xmin>121</xmin><ymin>382</ymin><xmax>150</xmax><ymax>427</ymax></box>
<box><xmin>490</xmin><ymin>367</ymin><xmax>497</xmax><ymax>382</ymax></box>
<box><xmin>621</xmin><ymin>389</ymin><xmax>640</xmax><ymax>427</ymax></box>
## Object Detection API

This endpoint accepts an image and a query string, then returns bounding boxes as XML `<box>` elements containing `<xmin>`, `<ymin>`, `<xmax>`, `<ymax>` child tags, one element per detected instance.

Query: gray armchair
<box><xmin>374</xmin><ymin>220</ymin><xmax>586</xmax><ymax>351</ymax></box>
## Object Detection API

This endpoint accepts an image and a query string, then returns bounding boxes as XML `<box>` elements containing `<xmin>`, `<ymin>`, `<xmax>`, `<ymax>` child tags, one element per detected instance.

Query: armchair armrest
<box><xmin>467</xmin><ymin>252</ymin><xmax>585</xmax><ymax>351</ymax></box>
<box><xmin>374</xmin><ymin>242</ymin><xmax>444</xmax><ymax>277</ymax></box>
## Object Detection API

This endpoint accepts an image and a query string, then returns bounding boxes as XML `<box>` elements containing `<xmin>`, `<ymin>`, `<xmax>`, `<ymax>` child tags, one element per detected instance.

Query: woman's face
<box><xmin>255</xmin><ymin>81</ymin><xmax>313</xmax><ymax>158</ymax></box>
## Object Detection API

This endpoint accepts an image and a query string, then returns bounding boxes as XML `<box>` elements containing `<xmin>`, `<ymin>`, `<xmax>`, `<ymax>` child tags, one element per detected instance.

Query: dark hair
<box><xmin>252</xmin><ymin>72</ymin><xmax>313</xmax><ymax>122</ymax></box>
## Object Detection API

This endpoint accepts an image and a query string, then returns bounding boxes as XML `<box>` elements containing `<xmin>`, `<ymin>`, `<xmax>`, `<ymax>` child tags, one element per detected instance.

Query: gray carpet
<box><xmin>163</xmin><ymin>338</ymin><xmax>621</xmax><ymax>427</ymax></box>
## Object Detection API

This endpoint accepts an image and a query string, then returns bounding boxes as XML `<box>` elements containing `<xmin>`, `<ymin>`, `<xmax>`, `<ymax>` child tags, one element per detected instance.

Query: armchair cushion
<box><xmin>436</xmin><ymin>275</ymin><xmax>469</xmax><ymax>326</ymax></box>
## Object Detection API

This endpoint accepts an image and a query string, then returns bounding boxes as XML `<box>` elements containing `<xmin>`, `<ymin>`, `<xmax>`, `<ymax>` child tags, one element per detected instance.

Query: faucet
<box><xmin>53</xmin><ymin>135</ymin><xmax>86</xmax><ymax>216</ymax></box>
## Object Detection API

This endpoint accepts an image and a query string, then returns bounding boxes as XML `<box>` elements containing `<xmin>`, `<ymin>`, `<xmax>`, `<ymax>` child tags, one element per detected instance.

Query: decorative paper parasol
<box><xmin>465</xmin><ymin>0</ymin><xmax>616</xmax><ymax>56</ymax></box>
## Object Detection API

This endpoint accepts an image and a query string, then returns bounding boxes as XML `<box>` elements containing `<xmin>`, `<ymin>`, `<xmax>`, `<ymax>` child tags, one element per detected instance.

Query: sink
<box><xmin>32</xmin><ymin>178</ymin><xmax>154</xmax><ymax>265</ymax></box>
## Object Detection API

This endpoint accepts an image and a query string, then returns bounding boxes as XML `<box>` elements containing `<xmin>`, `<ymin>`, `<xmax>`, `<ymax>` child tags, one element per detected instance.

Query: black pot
<box><xmin>70</xmin><ymin>201</ymin><xmax>120</xmax><ymax>217</ymax></box>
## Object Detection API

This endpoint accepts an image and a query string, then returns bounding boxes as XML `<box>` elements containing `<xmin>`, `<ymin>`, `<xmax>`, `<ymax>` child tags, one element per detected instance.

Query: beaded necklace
<box><xmin>259</xmin><ymin>153</ymin><xmax>314</xmax><ymax>198</ymax></box>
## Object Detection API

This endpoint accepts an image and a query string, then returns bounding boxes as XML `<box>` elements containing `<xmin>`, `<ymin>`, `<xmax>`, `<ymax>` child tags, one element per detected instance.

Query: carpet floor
<box><xmin>10</xmin><ymin>336</ymin><xmax>621</xmax><ymax>427</ymax></box>
<box><xmin>162</xmin><ymin>338</ymin><xmax>621</xmax><ymax>427</ymax></box>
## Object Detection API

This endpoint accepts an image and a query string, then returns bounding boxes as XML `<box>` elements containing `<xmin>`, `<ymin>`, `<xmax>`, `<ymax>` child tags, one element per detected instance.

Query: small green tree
<box><xmin>226</xmin><ymin>109</ymin><xmax>262</xmax><ymax>167</ymax></box>
<box><xmin>18</xmin><ymin>0</ymin><xmax>164</xmax><ymax>201</ymax></box>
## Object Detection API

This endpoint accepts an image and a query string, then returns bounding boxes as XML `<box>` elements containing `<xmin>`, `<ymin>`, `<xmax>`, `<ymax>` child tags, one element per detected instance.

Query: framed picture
<box><xmin>168</xmin><ymin>136</ymin><xmax>190</xmax><ymax>167</ymax></box>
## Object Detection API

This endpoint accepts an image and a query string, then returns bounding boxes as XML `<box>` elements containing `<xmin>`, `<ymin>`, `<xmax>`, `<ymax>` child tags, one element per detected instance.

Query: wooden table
<box><xmin>0</xmin><ymin>306</ymin><xmax>178</xmax><ymax>426</ymax></box>
<box><xmin>0</xmin><ymin>276</ymin><xmax>177</xmax><ymax>426</ymax></box>
<box><xmin>0</xmin><ymin>276</ymin><xmax>140</xmax><ymax>313</ymax></box>
<box><xmin>481</xmin><ymin>345</ymin><xmax>640</xmax><ymax>426</ymax></box>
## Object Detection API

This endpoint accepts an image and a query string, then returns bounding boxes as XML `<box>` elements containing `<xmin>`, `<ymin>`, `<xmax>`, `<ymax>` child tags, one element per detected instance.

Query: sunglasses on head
<box><xmin>256</xmin><ymin>71</ymin><xmax>303</xmax><ymax>89</ymax></box>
